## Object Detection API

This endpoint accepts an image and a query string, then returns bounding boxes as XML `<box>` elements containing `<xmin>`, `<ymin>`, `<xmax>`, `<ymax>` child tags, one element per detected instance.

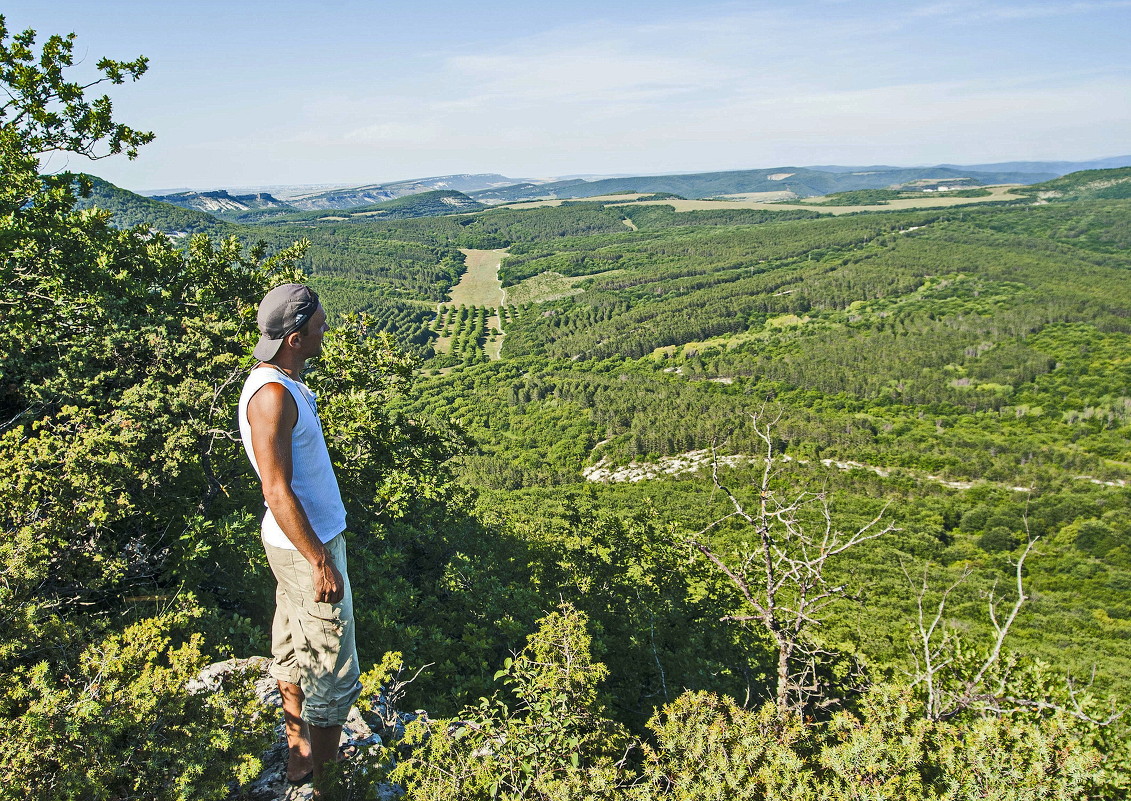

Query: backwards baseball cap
<box><xmin>253</xmin><ymin>283</ymin><xmax>321</xmax><ymax>362</ymax></box>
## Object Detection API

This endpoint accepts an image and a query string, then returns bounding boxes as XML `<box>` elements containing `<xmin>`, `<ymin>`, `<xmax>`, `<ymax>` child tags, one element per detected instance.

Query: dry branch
<box><xmin>689</xmin><ymin>408</ymin><xmax>896</xmax><ymax>712</ymax></box>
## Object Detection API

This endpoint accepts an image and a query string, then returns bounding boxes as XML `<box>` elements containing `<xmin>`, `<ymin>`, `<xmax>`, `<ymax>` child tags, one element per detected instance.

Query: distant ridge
<box><xmin>468</xmin><ymin>165</ymin><xmax>1057</xmax><ymax>204</ymax></box>
<box><xmin>937</xmin><ymin>156</ymin><xmax>1131</xmax><ymax>175</ymax></box>
<box><xmin>469</xmin><ymin>179</ymin><xmax>590</xmax><ymax>204</ymax></box>
<box><xmin>150</xmin><ymin>189</ymin><xmax>294</xmax><ymax>217</ymax></box>
<box><xmin>288</xmin><ymin>173</ymin><xmax>518</xmax><ymax>210</ymax></box>
<box><xmin>247</xmin><ymin>190</ymin><xmax>486</xmax><ymax>224</ymax></box>
<box><xmin>798</xmin><ymin>157</ymin><xmax>1131</xmax><ymax>175</ymax></box>
<box><xmin>127</xmin><ymin>159</ymin><xmax>1130</xmax><ymax>212</ymax></box>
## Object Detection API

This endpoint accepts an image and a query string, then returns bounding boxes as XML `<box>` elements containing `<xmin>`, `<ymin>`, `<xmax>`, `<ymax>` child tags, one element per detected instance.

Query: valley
<box><xmin>321</xmin><ymin>170</ymin><xmax>1131</xmax><ymax>722</ymax></box>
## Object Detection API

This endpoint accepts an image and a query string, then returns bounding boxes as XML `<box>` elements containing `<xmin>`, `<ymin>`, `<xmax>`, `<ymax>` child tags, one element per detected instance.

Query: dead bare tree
<box><xmin>906</xmin><ymin>538</ymin><xmax>1121</xmax><ymax>725</ymax></box>
<box><xmin>689</xmin><ymin>409</ymin><xmax>896</xmax><ymax>713</ymax></box>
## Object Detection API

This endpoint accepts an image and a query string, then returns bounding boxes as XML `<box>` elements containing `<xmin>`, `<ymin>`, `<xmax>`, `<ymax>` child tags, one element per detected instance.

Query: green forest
<box><xmin>2</xmin><ymin>18</ymin><xmax>1130</xmax><ymax>801</ymax></box>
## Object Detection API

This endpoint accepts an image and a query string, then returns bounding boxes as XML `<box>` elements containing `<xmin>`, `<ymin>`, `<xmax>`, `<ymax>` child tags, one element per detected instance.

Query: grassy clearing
<box><xmin>627</xmin><ymin>190</ymin><xmax>1015</xmax><ymax>214</ymax></box>
<box><xmin>435</xmin><ymin>249</ymin><xmax>512</xmax><ymax>362</ymax></box>
<box><xmin>785</xmin><ymin>184</ymin><xmax>1023</xmax><ymax>213</ymax></box>
<box><xmin>650</xmin><ymin>315</ymin><xmax>812</xmax><ymax>358</ymax></box>
<box><xmin>506</xmin><ymin>271</ymin><xmax>588</xmax><ymax>305</ymax></box>
<box><xmin>494</xmin><ymin>185</ymin><xmax>1022</xmax><ymax>216</ymax></box>
<box><xmin>495</xmin><ymin>193</ymin><xmax>647</xmax><ymax>211</ymax></box>
<box><xmin>446</xmin><ymin>248</ymin><xmax>508</xmax><ymax>307</ymax></box>
<box><xmin>766</xmin><ymin>313</ymin><xmax>810</xmax><ymax>327</ymax></box>
<box><xmin>432</xmin><ymin>332</ymin><xmax>454</xmax><ymax>355</ymax></box>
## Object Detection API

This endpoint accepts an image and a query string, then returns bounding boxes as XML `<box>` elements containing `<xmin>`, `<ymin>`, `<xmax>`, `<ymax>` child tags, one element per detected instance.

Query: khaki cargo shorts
<box><xmin>263</xmin><ymin>532</ymin><xmax>362</xmax><ymax>727</ymax></box>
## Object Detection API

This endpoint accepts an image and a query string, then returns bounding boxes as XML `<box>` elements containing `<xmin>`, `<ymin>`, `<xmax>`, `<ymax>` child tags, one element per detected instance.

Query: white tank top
<box><xmin>238</xmin><ymin>367</ymin><xmax>347</xmax><ymax>549</ymax></box>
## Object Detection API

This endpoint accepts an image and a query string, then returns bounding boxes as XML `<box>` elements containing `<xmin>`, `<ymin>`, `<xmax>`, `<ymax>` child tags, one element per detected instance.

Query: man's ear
<box><xmin>283</xmin><ymin>330</ymin><xmax>303</xmax><ymax>350</ymax></box>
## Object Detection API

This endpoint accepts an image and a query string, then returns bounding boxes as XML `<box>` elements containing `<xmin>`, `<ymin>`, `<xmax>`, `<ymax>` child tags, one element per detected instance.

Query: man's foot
<box><xmin>286</xmin><ymin>747</ymin><xmax>314</xmax><ymax>783</ymax></box>
<box><xmin>287</xmin><ymin>769</ymin><xmax>313</xmax><ymax>785</ymax></box>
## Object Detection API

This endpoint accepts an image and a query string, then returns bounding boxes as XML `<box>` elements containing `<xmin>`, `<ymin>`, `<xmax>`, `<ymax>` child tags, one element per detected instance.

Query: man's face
<box><xmin>299</xmin><ymin>305</ymin><xmax>329</xmax><ymax>359</ymax></box>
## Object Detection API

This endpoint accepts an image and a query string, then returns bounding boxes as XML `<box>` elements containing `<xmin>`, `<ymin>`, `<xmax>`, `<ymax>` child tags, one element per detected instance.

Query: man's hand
<box><xmin>312</xmin><ymin>557</ymin><xmax>345</xmax><ymax>604</ymax></box>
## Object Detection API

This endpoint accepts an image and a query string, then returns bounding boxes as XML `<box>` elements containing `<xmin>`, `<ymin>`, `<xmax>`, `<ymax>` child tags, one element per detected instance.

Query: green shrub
<box><xmin>0</xmin><ymin>600</ymin><xmax>273</xmax><ymax>801</ymax></box>
<box><xmin>389</xmin><ymin>604</ymin><xmax>634</xmax><ymax>801</ymax></box>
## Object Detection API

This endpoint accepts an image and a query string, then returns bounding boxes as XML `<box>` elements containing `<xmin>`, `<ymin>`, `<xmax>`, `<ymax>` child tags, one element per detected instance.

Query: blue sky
<box><xmin>4</xmin><ymin>0</ymin><xmax>1129</xmax><ymax>191</ymax></box>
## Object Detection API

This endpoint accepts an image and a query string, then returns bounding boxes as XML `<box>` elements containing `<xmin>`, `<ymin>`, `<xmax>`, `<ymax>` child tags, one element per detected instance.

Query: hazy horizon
<box><xmin>128</xmin><ymin>154</ymin><xmax>1128</xmax><ymax>199</ymax></box>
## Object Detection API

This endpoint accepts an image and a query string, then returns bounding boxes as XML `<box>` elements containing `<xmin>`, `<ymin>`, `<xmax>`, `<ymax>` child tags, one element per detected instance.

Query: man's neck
<box><xmin>262</xmin><ymin>357</ymin><xmax>305</xmax><ymax>379</ymax></box>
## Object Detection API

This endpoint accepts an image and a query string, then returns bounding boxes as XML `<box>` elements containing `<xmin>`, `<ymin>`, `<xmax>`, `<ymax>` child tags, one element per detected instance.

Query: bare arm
<box><xmin>247</xmin><ymin>380</ymin><xmax>344</xmax><ymax>604</ymax></box>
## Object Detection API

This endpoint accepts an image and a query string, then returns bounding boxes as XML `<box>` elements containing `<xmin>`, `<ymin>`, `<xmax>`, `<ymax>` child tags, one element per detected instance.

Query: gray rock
<box><xmin>190</xmin><ymin>658</ymin><xmax>405</xmax><ymax>801</ymax></box>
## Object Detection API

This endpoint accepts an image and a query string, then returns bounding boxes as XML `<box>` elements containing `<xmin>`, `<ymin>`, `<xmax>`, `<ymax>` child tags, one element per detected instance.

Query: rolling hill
<box><xmin>1008</xmin><ymin>166</ymin><xmax>1131</xmax><ymax>202</ymax></box>
<box><xmin>73</xmin><ymin>175</ymin><xmax>230</xmax><ymax>236</ymax></box>
<box><xmin>50</xmin><ymin>162</ymin><xmax>1131</xmax><ymax>790</ymax></box>
<box><xmin>243</xmin><ymin>189</ymin><xmax>486</xmax><ymax>224</ymax></box>
<box><xmin>285</xmin><ymin>173</ymin><xmax>519</xmax><ymax>210</ymax></box>
<box><xmin>469</xmin><ymin>165</ymin><xmax>1056</xmax><ymax>203</ymax></box>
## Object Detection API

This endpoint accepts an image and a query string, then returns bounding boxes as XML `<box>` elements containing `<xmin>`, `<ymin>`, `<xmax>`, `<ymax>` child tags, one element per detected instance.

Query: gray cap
<box><xmin>253</xmin><ymin>283</ymin><xmax>320</xmax><ymax>362</ymax></box>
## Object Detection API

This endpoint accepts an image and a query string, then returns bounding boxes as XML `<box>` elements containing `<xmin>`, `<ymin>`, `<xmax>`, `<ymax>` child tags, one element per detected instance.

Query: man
<box><xmin>238</xmin><ymin>283</ymin><xmax>362</xmax><ymax>788</ymax></box>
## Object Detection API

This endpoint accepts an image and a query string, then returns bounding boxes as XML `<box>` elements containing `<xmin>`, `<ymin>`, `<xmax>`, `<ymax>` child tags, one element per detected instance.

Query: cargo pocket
<box><xmin>309</xmin><ymin>601</ymin><xmax>346</xmax><ymax>637</ymax></box>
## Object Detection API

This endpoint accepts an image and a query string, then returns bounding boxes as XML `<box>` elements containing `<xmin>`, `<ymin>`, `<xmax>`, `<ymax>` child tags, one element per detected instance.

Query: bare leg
<box><xmin>310</xmin><ymin>723</ymin><xmax>344</xmax><ymax>783</ymax></box>
<box><xmin>280</xmin><ymin>680</ymin><xmax>343</xmax><ymax>794</ymax></box>
<box><xmin>278</xmin><ymin>680</ymin><xmax>313</xmax><ymax>782</ymax></box>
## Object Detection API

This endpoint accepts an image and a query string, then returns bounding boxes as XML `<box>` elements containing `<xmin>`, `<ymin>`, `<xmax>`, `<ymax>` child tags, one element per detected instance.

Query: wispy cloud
<box><xmin>907</xmin><ymin>0</ymin><xmax>1131</xmax><ymax>22</ymax></box>
<box><xmin>445</xmin><ymin>46</ymin><xmax>732</xmax><ymax>107</ymax></box>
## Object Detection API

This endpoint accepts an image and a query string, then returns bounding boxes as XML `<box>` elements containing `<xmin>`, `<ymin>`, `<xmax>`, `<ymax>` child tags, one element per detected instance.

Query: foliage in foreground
<box><xmin>3</xmin><ymin>601</ymin><xmax>271</xmax><ymax>801</ymax></box>
<box><xmin>342</xmin><ymin>605</ymin><xmax>1107</xmax><ymax>801</ymax></box>
<box><xmin>0</xmin><ymin>17</ymin><xmax>454</xmax><ymax>799</ymax></box>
